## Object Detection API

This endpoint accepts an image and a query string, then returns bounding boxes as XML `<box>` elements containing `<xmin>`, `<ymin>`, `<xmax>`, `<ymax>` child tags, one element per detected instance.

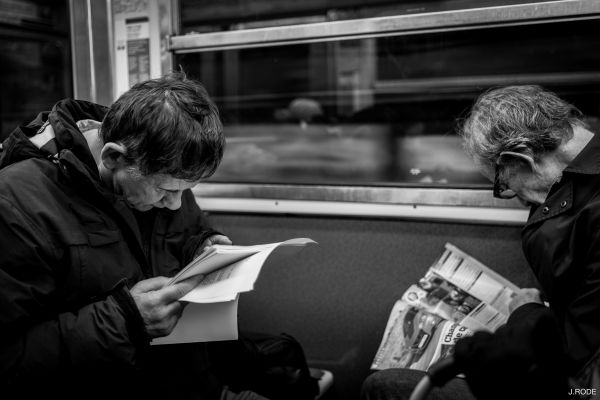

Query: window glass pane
<box><xmin>0</xmin><ymin>0</ymin><xmax>72</xmax><ymax>140</ymax></box>
<box><xmin>176</xmin><ymin>19</ymin><xmax>600</xmax><ymax>187</ymax></box>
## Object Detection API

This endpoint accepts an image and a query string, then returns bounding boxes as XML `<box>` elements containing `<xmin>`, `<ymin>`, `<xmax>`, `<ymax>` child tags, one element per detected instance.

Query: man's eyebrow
<box><xmin>159</xmin><ymin>186</ymin><xmax>180</xmax><ymax>192</ymax></box>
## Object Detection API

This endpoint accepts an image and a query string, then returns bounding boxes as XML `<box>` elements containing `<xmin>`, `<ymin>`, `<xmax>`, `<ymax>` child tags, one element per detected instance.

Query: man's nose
<box><xmin>163</xmin><ymin>191</ymin><xmax>182</xmax><ymax>210</ymax></box>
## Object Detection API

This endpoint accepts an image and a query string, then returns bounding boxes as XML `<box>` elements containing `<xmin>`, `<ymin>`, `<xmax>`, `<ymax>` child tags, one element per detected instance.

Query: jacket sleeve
<box><xmin>453</xmin><ymin>303</ymin><xmax>567</xmax><ymax>400</ymax></box>
<box><xmin>560</xmin><ymin>217</ymin><xmax>600</xmax><ymax>373</ymax></box>
<box><xmin>0</xmin><ymin>196</ymin><xmax>148</xmax><ymax>384</ymax></box>
<box><xmin>179</xmin><ymin>188</ymin><xmax>223</xmax><ymax>265</ymax></box>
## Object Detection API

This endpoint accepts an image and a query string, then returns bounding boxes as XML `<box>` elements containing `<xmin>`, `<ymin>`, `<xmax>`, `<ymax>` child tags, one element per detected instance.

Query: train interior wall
<box><xmin>204</xmin><ymin>212</ymin><xmax>536</xmax><ymax>400</ymax></box>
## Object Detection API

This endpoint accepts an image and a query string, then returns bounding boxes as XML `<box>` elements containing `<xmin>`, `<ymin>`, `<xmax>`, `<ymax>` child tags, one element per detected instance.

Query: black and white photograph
<box><xmin>1</xmin><ymin>1</ymin><xmax>599</xmax><ymax>400</ymax></box>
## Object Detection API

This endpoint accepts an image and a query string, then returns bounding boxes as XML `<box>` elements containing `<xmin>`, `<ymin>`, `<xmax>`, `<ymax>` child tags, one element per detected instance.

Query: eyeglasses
<box><xmin>493</xmin><ymin>162</ymin><xmax>517</xmax><ymax>199</ymax></box>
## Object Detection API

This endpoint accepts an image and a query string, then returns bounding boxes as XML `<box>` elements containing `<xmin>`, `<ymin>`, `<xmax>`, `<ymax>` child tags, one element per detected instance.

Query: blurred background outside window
<box><xmin>177</xmin><ymin>0</ymin><xmax>600</xmax><ymax>188</ymax></box>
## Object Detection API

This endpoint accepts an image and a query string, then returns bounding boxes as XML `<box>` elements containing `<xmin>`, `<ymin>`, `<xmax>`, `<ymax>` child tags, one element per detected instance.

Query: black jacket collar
<box><xmin>525</xmin><ymin>132</ymin><xmax>600</xmax><ymax>227</ymax></box>
<box><xmin>564</xmin><ymin>131</ymin><xmax>600</xmax><ymax>175</ymax></box>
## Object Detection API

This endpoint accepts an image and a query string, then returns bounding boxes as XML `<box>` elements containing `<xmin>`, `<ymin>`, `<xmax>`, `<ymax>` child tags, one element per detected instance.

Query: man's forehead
<box><xmin>153</xmin><ymin>174</ymin><xmax>197</xmax><ymax>188</ymax></box>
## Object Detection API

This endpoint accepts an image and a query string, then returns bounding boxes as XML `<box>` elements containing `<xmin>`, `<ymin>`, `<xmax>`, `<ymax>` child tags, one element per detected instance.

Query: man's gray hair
<box><xmin>459</xmin><ymin>85</ymin><xmax>584</xmax><ymax>168</ymax></box>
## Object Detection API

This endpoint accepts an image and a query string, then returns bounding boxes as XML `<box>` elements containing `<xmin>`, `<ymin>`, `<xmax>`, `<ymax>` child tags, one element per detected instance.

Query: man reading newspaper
<box><xmin>362</xmin><ymin>244</ymin><xmax>565</xmax><ymax>400</ymax></box>
<box><xmin>363</xmin><ymin>85</ymin><xmax>600</xmax><ymax>400</ymax></box>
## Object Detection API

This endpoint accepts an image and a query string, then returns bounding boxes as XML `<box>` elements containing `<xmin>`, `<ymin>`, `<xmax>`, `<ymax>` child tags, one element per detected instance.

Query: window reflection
<box><xmin>180</xmin><ymin>0</ymin><xmax>551</xmax><ymax>34</ymax></box>
<box><xmin>0</xmin><ymin>0</ymin><xmax>71</xmax><ymax>140</ymax></box>
<box><xmin>176</xmin><ymin>19</ymin><xmax>600</xmax><ymax>187</ymax></box>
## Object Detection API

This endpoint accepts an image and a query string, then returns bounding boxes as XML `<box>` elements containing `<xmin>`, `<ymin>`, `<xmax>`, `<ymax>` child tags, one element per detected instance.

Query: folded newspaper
<box><xmin>371</xmin><ymin>243</ymin><xmax>520</xmax><ymax>371</ymax></box>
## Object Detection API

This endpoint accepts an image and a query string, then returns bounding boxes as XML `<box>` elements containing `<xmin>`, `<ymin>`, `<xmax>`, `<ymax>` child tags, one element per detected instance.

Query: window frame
<box><xmin>166</xmin><ymin>0</ymin><xmax>598</xmax><ymax>224</ymax></box>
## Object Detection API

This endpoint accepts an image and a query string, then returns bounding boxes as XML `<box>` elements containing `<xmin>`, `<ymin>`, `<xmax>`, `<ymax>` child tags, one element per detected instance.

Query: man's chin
<box><xmin>517</xmin><ymin>197</ymin><xmax>537</xmax><ymax>208</ymax></box>
<box><xmin>133</xmin><ymin>204</ymin><xmax>154</xmax><ymax>212</ymax></box>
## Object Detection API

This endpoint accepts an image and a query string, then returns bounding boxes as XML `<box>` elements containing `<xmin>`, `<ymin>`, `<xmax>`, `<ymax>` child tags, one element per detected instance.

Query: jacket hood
<box><xmin>0</xmin><ymin>99</ymin><xmax>108</xmax><ymax>173</ymax></box>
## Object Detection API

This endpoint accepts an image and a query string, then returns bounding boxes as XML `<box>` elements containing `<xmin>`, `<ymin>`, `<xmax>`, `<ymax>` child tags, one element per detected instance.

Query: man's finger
<box><xmin>162</xmin><ymin>300</ymin><xmax>185</xmax><ymax>319</ymax></box>
<box><xmin>212</xmin><ymin>235</ymin><xmax>233</xmax><ymax>245</ymax></box>
<box><xmin>158</xmin><ymin>274</ymin><xmax>205</xmax><ymax>302</ymax></box>
<box><xmin>131</xmin><ymin>276</ymin><xmax>171</xmax><ymax>293</ymax></box>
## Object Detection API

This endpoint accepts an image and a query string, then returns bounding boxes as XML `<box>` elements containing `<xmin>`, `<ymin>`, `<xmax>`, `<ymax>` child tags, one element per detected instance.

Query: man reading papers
<box><xmin>152</xmin><ymin>238</ymin><xmax>317</xmax><ymax>345</ymax></box>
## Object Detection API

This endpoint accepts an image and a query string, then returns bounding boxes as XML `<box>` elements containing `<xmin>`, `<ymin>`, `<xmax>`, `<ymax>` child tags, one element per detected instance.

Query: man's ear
<box><xmin>100</xmin><ymin>142</ymin><xmax>127</xmax><ymax>170</ymax></box>
<box><xmin>497</xmin><ymin>151</ymin><xmax>536</xmax><ymax>172</ymax></box>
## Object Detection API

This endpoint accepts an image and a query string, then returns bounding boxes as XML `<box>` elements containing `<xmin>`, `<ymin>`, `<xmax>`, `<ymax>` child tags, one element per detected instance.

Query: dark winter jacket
<box><xmin>454</xmin><ymin>132</ymin><xmax>600</xmax><ymax>400</ymax></box>
<box><xmin>0</xmin><ymin>99</ymin><xmax>220</xmax><ymax>399</ymax></box>
<box><xmin>521</xmin><ymin>130</ymin><xmax>600</xmax><ymax>375</ymax></box>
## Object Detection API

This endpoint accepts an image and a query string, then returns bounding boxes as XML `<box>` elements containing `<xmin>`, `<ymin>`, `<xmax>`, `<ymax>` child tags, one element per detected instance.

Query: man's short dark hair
<box><xmin>100</xmin><ymin>72</ymin><xmax>224</xmax><ymax>181</ymax></box>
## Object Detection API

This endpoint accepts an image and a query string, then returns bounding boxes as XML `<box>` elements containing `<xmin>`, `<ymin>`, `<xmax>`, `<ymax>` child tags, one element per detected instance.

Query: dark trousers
<box><xmin>361</xmin><ymin>369</ymin><xmax>477</xmax><ymax>400</ymax></box>
<box><xmin>221</xmin><ymin>388</ymin><xmax>270</xmax><ymax>400</ymax></box>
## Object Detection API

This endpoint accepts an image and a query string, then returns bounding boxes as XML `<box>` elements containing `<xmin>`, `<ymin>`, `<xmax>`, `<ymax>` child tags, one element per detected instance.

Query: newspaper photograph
<box><xmin>430</xmin><ymin>243</ymin><xmax>519</xmax><ymax>317</ymax></box>
<box><xmin>371</xmin><ymin>300</ymin><xmax>471</xmax><ymax>370</ymax></box>
<box><xmin>401</xmin><ymin>269</ymin><xmax>507</xmax><ymax>332</ymax></box>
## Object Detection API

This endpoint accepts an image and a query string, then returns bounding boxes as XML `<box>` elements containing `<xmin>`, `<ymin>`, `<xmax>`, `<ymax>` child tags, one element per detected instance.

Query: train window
<box><xmin>174</xmin><ymin>15</ymin><xmax>600</xmax><ymax>188</ymax></box>
<box><xmin>0</xmin><ymin>0</ymin><xmax>72</xmax><ymax>140</ymax></box>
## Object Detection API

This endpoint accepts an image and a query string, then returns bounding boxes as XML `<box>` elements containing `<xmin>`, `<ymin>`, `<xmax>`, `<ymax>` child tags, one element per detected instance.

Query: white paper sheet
<box><xmin>151</xmin><ymin>298</ymin><xmax>240</xmax><ymax>345</ymax></box>
<box><xmin>151</xmin><ymin>238</ymin><xmax>316</xmax><ymax>344</ymax></box>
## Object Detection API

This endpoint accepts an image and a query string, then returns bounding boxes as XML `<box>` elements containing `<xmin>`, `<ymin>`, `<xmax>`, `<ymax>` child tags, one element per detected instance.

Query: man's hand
<box><xmin>130</xmin><ymin>275</ymin><xmax>204</xmax><ymax>338</ymax></box>
<box><xmin>194</xmin><ymin>234</ymin><xmax>232</xmax><ymax>258</ymax></box>
<box><xmin>509</xmin><ymin>287</ymin><xmax>543</xmax><ymax>314</ymax></box>
<box><xmin>454</xmin><ymin>304</ymin><xmax>566</xmax><ymax>400</ymax></box>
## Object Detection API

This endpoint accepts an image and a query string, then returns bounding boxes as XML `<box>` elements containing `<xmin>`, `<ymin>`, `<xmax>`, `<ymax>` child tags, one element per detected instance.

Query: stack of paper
<box><xmin>152</xmin><ymin>237</ymin><xmax>316</xmax><ymax>345</ymax></box>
